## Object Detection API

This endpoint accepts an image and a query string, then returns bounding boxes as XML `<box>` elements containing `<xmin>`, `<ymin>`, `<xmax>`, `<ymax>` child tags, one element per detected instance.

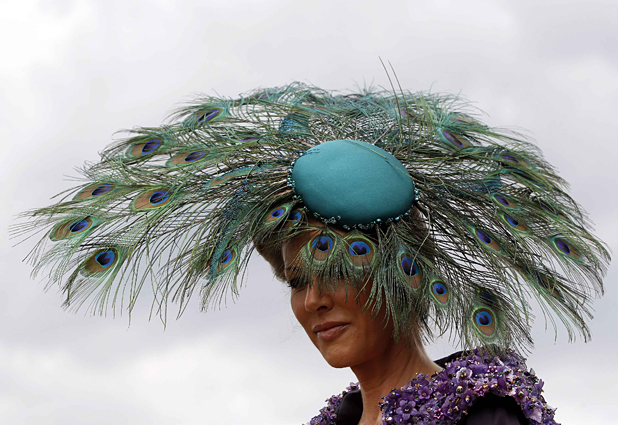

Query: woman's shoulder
<box><xmin>380</xmin><ymin>348</ymin><xmax>559</xmax><ymax>424</ymax></box>
<box><xmin>309</xmin><ymin>349</ymin><xmax>560</xmax><ymax>425</ymax></box>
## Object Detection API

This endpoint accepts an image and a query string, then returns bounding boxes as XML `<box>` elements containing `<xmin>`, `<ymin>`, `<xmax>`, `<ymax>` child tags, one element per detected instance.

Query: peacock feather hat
<box><xmin>16</xmin><ymin>82</ymin><xmax>609</xmax><ymax>353</ymax></box>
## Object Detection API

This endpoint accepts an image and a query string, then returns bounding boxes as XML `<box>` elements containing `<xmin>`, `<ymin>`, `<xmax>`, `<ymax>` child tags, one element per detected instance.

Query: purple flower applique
<box><xmin>309</xmin><ymin>349</ymin><xmax>560</xmax><ymax>425</ymax></box>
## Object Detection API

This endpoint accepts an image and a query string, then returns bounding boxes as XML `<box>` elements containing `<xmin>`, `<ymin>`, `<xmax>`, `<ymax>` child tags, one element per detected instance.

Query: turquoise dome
<box><xmin>291</xmin><ymin>140</ymin><xmax>416</xmax><ymax>227</ymax></box>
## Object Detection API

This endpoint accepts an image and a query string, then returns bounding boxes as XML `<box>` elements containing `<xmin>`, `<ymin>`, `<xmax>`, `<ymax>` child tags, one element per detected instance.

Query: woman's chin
<box><xmin>321</xmin><ymin>351</ymin><xmax>356</xmax><ymax>368</ymax></box>
<box><xmin>316</xmin><ymin>340</ymin><xmax>361</xmax><ymax>368</ymax></box>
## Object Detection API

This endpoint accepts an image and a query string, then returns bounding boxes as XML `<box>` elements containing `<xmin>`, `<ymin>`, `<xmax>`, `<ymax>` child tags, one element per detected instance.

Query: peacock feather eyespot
<box><xmin>95</xmin><ymin>250</ymin><xmax>115</xmax><ymax>267</ymax></box>
<box><xmin>83</xmin><ymin>248</ymin><xmax>119</xmax><ymax>274</ymax></box>
<box><xmin>537</xmin><ymin>200</ymin><xmax>557</xmax><ymax>215</ymax></box>
<box><xmin>288</xmin><ymin>210</ymin><xmax>302</xmax><ymax>221</ymax></box>
<box><xmin>196</xmin><ymin>108</ymin><xmax>221</xmax><ymax>124</ymax></box>
<box><xmin>312</xmin><ymin>235</ymin><xmax>333</xmax><ymax>252</ymax></box>
<box><xmin>400</xmin><ymin>255</ymin><xmax>419</xmax><ymax>277</ymax></box>
<box><xmin>344</xmin><ymin>236</ymin><xmax>375</xmax><ymax>267</ymax></box>
<box><xmin>531</xmin><ymin>272</ymin><xmax>563</xmax><ymax>298</ymax></box>
<box><xmin>429</xmin><ymin>277</ymin><xmax>449</xmax><ymax>304</ymax></box>
<box><xmin>127</xmin><ymin>137</ymin><xmax>165</xmax><ymax>158</ymax></box>
<box><xmin>491</xmin><ymin>193</ymin><xmax>519</xmax><ymax>210</ymax></box>
<box><xmin>478</xmin><ymin>290</ymin><xmax>496</xmax><ymax>307</ymax></box>
<box><xmin>185</xmin><ymin>151</ymin><xmax>205</xmax><ymax>162</ymax></box>
<box><xmin>271</xmin><ymin>208</ymin><xmax>285</xmax><ymax>218</ymax></box>
<box><xmin>217</xmin><ymin>247</ymin><xmax>237</xmax><ymax>273</ymax></box>
<box><xmin>220</xmin><ymin>249</ymin><xmax>233</xmax><ymax>265</ymax></box>
<box><xmin>438</xmin><ymin>128</ymin><xmax>472</xmax><ymax>149</ymax></box>
<box><xmin>505</xmin><ymin>214</ymin><xmax>518</xmax><ymax>227</ymax></box>
<box><xmin>495</xmin><ymin>195</ymin><xmax>509</xmax><ymax>207</ymax></box>
<box><xmin>496</xmin><ymin>152</ymin><xmax>530</xmax><ymax>168</ymax></box>
<box><xmin>149</xmin><ymin>190</ymin><xmax>169</xmax><ymax>205</ymax></box>
<box><xmin>74</xmin><ymin>182</ymin><xmax>117</xmax><ymax>200</ymax></box>
<box><xmin>448</xmin><ymin>114</ymin><xmax>476</xmax><ymax>125</ymax></box>
<box><xmin>535</xmin><ymin>273</ymin><xmax>550</xmax><ymax>289</ymax></box>
<box><xmin>50</xmin><ymin>217</ymin><xmax>98</xmax><ymax>241</ymax></box>
<box><xmin>432</xmin><ymin>281</ymin><xmax>446</xmax><ymax>295</ymax></box>
<box><xmin>399</xmin><ymin>252</ymin><xmax>421</xmax><ymax>288</ymax></box>
<box><xmin>141</xmin><ymin>139</ymin><xmax>161</xmax><ymax>154</ymax></box>
<box><xmin>308</xmin><ymin>235</ymin><xmax>335</xmax><ymax>261</ymax></box>
<box><xmin>550</xmin><ymin>236</ymin><xmax>582</xmax><ymax>261</ymax></box>
<box><xmin>264</xmin><ymin>204</ymin><xmax>291</xmax><ymax>225</ymax></box>
<box><xmin>472</xmin><ymin>307</ymin><xmax>496</xmax><ymax>337</ymax></box>
<box><xmin>167</xmin><ymin>149</ymin><xmax>210</xmax><ymax>167</ymax></box>
<box><xmin>500</xmin><ymin>212</ymin><xmax>529</xmax><ymax>233</ymax></box>
<box><xmin>284</xmin><ymin>209</ymin><xmax>304</xmax><ymax>228</ymax></box>
<box><xmin>477</xmin><ymin>229</ymin><xmax>491</xmax><ymax>243</ymax></box>
<box><xmin>349</xmin><ymin>240</ymin><xmax>371</xmax><ymax>256</ymax></box>
<box><xmin>93</xmin><ymin>185</ymin><xmax>112</xmax><ymax>196</ymax></box>
<box><xmin>69</xmin><ymin>219</ymin><xmax>90</xmax><ymax>233</ymax></box>
<box><xmin>131</xmin><ymin>188</ymin><xmax>173</xmax><ymax>211</ymax></box>
<box><xmin>475</xmin><ymin>310</ymin><xmax>493</xmax><ymax>326</ymax></box>
<box><xmin>473</xmin><ymin>228</ymin><xmax>502</xmax><ymax>253</ymax></box>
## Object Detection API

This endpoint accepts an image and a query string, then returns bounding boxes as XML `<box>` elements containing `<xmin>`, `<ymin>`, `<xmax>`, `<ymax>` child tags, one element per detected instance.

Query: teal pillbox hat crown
<box><xmin>291</xmin><ymin>139</ymin><xmax>416</xmax><ymax>227</ymax></box>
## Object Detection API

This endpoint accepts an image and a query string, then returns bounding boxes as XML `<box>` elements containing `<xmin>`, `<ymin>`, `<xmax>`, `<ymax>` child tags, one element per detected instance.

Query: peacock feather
<box><xmin>14</xmin><ymin>82</ymin><xmax>609</xmax><ymax>353</ymax></box>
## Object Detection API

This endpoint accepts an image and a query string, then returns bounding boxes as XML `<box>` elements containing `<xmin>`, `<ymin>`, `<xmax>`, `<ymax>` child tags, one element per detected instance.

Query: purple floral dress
<box><xmin>309</xmin><ymin>349</ymin><xmax>559</xmax><ymax>425</ymax></box>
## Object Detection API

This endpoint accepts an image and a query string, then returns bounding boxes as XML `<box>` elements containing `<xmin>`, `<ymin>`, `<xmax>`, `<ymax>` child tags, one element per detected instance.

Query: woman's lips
<box><xmin>315</xmin><ymin>323</ymin><xmax>349</xmax><ymax>341</ymax></box>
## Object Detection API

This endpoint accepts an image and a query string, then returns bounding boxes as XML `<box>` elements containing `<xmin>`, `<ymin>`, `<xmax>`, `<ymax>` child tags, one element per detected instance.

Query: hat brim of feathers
<box><xmin>14</xmin><ymin>82</ymin><xmax>609</xmax><ymax>355</ymax></box>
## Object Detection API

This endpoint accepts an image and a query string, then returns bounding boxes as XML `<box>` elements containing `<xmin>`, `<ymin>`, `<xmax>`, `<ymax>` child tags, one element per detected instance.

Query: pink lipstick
<box><xmin>313</xmin><ymin>322</ymin><xmax>350</xmax><ymax>341</ymax></box>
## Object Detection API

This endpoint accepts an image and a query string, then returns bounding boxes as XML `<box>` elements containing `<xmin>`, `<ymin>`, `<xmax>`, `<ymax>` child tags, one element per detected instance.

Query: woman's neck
<box><xmin>351</xmin><ymin>340</ymin><xmax>443</xmax><ymax>425</ymax></box>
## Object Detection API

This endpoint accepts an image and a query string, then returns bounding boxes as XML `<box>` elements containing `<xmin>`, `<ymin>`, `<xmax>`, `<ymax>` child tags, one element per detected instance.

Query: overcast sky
<box><xmin>1</xmin><ymin>0</ymin><xmax>617</xmax><ymax>424</ymax></box>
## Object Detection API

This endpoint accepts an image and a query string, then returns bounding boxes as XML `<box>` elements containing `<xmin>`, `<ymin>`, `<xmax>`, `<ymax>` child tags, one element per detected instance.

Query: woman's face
<box><xmin>283</xmin><ymin>223</ymin><xmax>395</xmax><ymax>369</ymax></box>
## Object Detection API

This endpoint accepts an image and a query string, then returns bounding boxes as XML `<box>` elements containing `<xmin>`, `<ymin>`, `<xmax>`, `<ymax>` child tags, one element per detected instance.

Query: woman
<box><xmin>19</xmin><ymin>83</ymin><xmax>608</xmax><ymax>425</ymax></box>
<box><xmin>258</xmin><ymin>217</ymin><xmax>551</xmax><ymax>424</ymax></box>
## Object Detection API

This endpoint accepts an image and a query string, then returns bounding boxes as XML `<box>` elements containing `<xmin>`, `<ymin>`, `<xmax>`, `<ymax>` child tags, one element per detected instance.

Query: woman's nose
<box><xmin>304</xmin><ymin>282</ymin><xmax>333</xmax><ymax>313</ymax></box>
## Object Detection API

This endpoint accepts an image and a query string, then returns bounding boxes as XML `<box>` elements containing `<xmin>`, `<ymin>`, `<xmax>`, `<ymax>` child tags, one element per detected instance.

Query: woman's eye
<box><xmin>287</xmin><ymin>277</ymin><xmax>307</xmax><ymax>290</ymax></box>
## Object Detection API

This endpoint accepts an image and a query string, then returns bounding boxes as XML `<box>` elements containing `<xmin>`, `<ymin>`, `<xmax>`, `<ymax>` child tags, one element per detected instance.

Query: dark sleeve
<box><xmin>458</xmin><ymin>394</ymin><xmax>528</xmax><ymax>425</ymax></box>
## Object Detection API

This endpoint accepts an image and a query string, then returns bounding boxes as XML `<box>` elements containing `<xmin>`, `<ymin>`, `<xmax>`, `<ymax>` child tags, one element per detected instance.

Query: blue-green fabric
<box><xmin>291</xmin><ymin>140</ymin><xmax>415</xmax><ymax>226</ymax></box>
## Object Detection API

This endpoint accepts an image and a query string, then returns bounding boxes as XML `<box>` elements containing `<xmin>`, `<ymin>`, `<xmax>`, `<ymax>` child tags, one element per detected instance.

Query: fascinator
<box><xmin>17</xmin><ymin>83</ymin><xmax>609</xmax><ymax>353</ymax></box>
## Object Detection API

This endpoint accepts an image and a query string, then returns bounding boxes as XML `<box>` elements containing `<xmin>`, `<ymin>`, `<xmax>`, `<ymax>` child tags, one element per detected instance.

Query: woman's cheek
<box><xmin>290</xmin><ymin>289</ymin><xmax>314</xmax><ymax>334</ymax></box>
<box><xmin>290</xmin><ymin>291</ymin><xmax>304</xmax><ymax>320</ymax></box>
